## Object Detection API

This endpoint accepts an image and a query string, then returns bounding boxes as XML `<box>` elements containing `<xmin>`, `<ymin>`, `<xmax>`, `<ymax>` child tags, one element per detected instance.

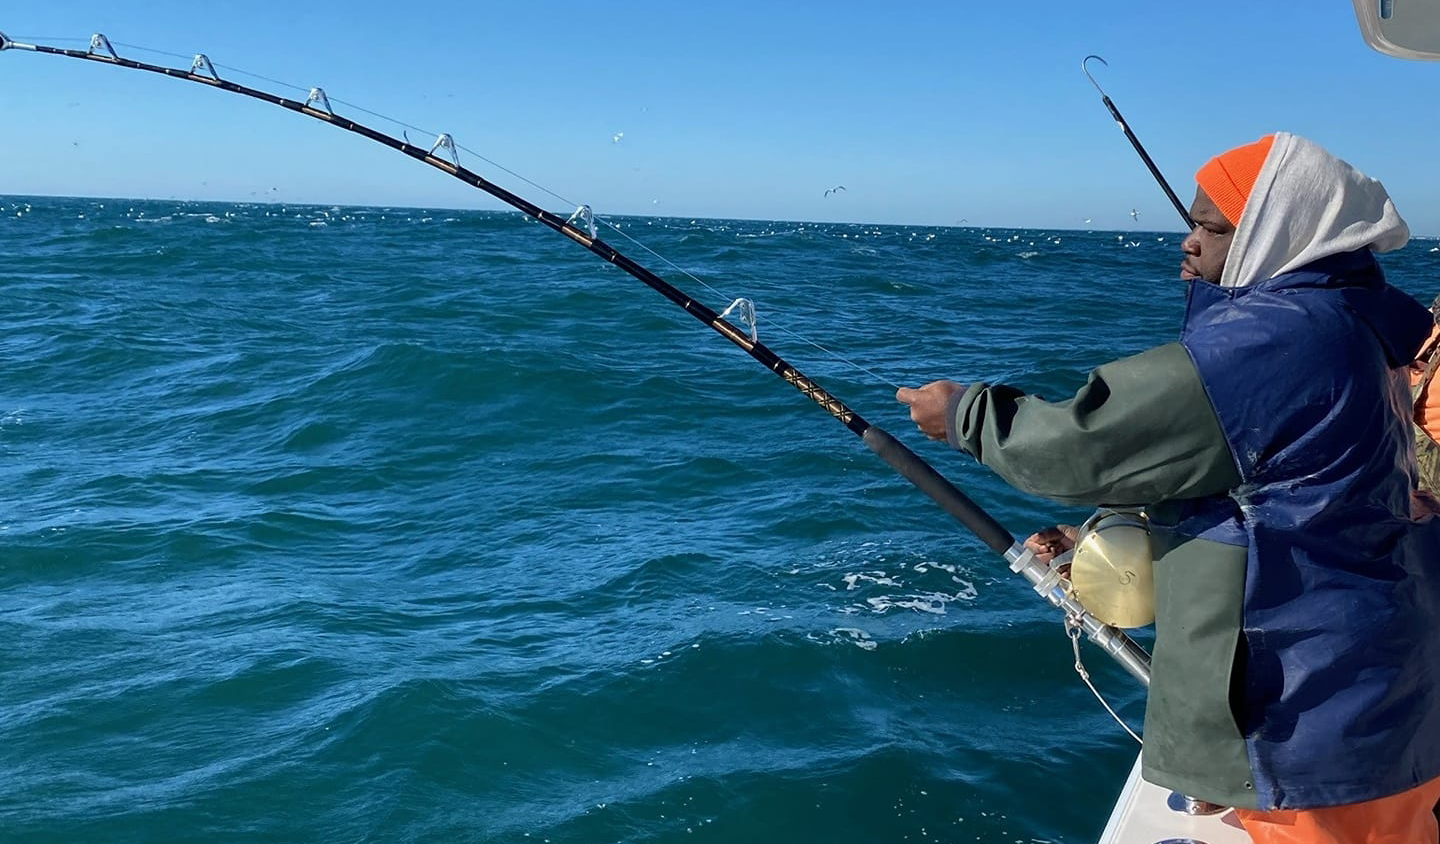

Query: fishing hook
<box><xmin>1082</xmin><ymin>55</ymin><xmax>1195</xmax><ymax>230</ymax></box>
<box><xmin>1081</xmin><ymin>54</ymin><xmax>1109</xmax><ymax>98</ymax></box>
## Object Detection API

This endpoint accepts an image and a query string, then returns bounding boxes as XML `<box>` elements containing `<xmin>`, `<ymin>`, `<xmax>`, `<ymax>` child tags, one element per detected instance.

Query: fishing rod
<box><xmin>1</xmin><ymin>31</ymin><xmax>1152</xmax><ymax>686</ymax></box>
<box><xmin>1082</xmin><ymin>55</ymin><xmax>1195</xmax><ymax>230</ymax></box>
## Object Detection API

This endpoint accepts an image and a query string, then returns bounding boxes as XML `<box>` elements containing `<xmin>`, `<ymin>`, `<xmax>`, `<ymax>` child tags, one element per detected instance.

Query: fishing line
<box><xmin>3</xmin><ymin>31</ymin><xmax>1153</xmax><ymax>685</ymax></box>
<box><xmin>90</xmin><ymin>37</ymin><xmax>907</xmax><ymax>390</ymax></box>
<box><xmin>345</xmin><ymin>103</ymin><xmax>901</xmax><ymax>390</ymax></box>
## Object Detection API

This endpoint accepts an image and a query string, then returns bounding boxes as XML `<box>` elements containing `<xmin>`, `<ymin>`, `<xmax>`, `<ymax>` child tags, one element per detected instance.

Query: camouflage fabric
<box><xmin>1414</xmin><ymin>295</ymin><xmax>1440</xmax><ymax>496</ymax></box>
<box><xmin>1417</xmin><ymin>423</ymin><xmax>1440</xmax><ymax>496</ymax></box>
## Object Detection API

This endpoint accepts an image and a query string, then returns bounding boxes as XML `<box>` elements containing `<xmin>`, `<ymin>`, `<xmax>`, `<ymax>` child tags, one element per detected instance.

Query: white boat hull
<box><xmin>1099</xmin><ymin>753</ymin><xmax>1253</xmax><ymax>844</ymax></box>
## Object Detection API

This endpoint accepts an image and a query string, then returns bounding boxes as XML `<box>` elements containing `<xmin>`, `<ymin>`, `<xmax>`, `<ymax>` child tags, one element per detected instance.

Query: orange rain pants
<box><xmin>1233</xmin><ymin>776</ymin><xmax>1440</xmax><ymax>844</ymax></box>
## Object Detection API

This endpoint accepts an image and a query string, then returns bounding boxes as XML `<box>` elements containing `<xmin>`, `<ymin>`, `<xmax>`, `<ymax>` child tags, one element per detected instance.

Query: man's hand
<box><xmin>1024</xmin><ymin>525</ymin><xmax>1079</xmax><ymax>565</ymax></box>
<box><xmin>896</xmin><ymin>380</ymin><xmax>965</xmax><ymax>440</ymax></box>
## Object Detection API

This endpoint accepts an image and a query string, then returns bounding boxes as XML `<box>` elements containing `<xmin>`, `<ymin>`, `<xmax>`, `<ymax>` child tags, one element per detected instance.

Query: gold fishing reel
<box><xmin>1065</xmin><ymin>507</ymin><xmax>1155</xmax><ymax>628</ymax></box>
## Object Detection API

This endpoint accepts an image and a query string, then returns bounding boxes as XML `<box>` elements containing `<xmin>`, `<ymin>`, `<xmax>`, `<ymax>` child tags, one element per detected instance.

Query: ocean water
<box><xmin>3</xmin><ymin>195</ymin><xmax>1437</xmax><ymax>844</ymax></box>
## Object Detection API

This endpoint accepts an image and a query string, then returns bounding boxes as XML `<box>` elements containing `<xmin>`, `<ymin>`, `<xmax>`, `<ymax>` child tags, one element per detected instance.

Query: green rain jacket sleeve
<box><xmin>944</xmin><ymin>342</ymin><xmax>1240</xmax><ymax>507</ymax></box>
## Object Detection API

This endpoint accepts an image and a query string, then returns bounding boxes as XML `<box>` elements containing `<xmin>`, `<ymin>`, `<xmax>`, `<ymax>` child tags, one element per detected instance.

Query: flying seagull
<box><xmin>824</xmin><ymin>185</ymin><xmax>846</xmax><ymax>197</ymax></box>
<box><xmin>1130</xmin><ymin>208</ymin><xmax>1139</xmax><ymax>221</ymax></box>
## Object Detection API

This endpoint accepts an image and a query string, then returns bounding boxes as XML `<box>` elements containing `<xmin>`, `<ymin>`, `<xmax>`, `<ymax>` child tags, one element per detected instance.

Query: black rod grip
<box><xmin>862</xmin><ymin>426</ymin><xmax>1015</xmax><ymax>555</ymax></box>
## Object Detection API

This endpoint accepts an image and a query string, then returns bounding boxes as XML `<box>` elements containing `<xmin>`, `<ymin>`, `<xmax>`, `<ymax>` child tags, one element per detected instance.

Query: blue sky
<box><xmin>3</xmin><ymin>1</ymin><xmax>1439</xmax><ymax>233</ymax></box>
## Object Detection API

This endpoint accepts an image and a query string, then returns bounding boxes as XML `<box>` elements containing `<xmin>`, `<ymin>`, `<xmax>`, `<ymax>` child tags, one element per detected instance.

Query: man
<box><xmin>897</xmin><ymin>133</ymin><xmax>1440</xmax><ymax>844</ymax></box>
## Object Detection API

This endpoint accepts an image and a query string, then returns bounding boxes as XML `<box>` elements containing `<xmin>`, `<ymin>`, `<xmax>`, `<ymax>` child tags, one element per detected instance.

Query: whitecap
<box><xmin>830</xmin><ymin>627</ymin><xmax>877</xmax><ymax>650</ymax></box>
<box><xmin>842</xmin><ymin>571</ymin><xmax>899</xmax><ymax>590</ymax></box>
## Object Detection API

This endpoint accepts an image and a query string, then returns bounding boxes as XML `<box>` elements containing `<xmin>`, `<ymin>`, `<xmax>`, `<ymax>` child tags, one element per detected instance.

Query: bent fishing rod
<box><xmin>1082</xmin><ymin>55</ymin><xmax>1195</xmax><ymax>230</ymax></box>
<box><xmin>2</xmin><ymin>31</ymin><xmax>1151</xmax><ymax>686</ymax></box>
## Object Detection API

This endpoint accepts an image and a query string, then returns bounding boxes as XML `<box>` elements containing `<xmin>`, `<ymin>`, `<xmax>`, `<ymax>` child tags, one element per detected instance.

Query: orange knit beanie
<box><xmin>1195</xmin><ymin>134</ymin><xmax>1276</xmax><ymax>226</ymax></box>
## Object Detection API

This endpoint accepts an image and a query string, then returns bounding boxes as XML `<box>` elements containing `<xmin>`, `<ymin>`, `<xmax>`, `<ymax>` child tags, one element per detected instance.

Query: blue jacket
<box><xmin>1169</xmin><ymin>249</ymin><xmax>1440</xmax><ymax>808</ymax></box>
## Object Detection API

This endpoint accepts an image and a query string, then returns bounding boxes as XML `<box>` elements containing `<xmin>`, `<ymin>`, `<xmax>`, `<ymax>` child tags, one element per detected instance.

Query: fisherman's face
<box><xmin>1180</xmin><ymin>188</ymin><xmax>1235</xmax><ymax>284</ymax></box>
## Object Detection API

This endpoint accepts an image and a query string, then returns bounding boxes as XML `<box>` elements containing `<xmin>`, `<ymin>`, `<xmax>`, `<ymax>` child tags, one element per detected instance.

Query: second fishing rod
<box><xmin>1083</xmin><ymin>55</ymin><xmax>1196</xmax><ymax>231</ymax></box>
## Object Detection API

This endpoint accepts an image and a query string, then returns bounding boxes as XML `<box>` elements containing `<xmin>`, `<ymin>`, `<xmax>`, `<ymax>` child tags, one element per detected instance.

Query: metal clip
<box><xmin>1032</xmin><ymin>563</ymin><xmax>1067</xmax><ymax>600</ymax></box>
<box><xmin>89</xmin><ymin>33</ymin><xmax>118</xmax><ymax>59</ymax></box>
<box><xmin>1165</xmin><ymin>792</ymin><xmax>1228</xmax><ymax>816</ymax></box>
<box><xmin>190</xmin><ymin>54</ymin><xmax>219</xmax><ymax>79</ymax></box>
<box><xmin>305</xmin><ymin>87</ymin><xmax>332</xmax><ymax>115</ymax></box>
<box><xmin>428</xmin><ymin>134</ymin><xmax>458</xmax><ymax>167</ymax></box>
<box><xmin>566</xmin><ymin>205</ymin><xmax>596</xmax><ymax>239</ymax></box>
<box><xmin>718</xmin><ymin>298</ymin><xmax>758</xmax><ymax>343</ymax></box>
